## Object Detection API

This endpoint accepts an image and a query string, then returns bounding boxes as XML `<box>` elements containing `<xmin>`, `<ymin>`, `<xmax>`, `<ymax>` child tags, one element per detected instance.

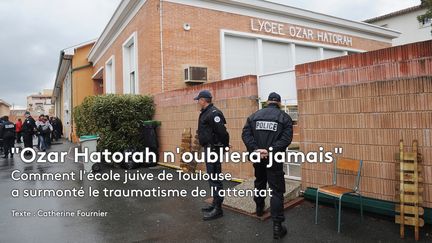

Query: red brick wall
<box><xmin>92</xmin><ymin>0</ymin><xmax>391</xmax><ymax>96</ymax></box>
<box><xmin>161</xmin><ymin>1</ymin><xmax>391</xmax><ymax>92</ymax></box>
<box><xmin>154</xmin><ymin>75</ymin><xmax>259</xmax><ymax>179</ymax></box>
<box><xmin>296</xmin><ymin>40</ymin><xmax>432</xmax><ymax>207</ymax></box>
<box><xmin>93</xmin><ymin>0</ymin><xmax>163</xmax><ymax>95</ymax></box>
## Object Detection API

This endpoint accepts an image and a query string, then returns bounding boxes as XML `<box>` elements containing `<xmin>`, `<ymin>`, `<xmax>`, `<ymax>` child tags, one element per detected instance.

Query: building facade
<box><xmin>85</xmin><ymin>0</ymin><xmax>400</xmax><ymax>179</ymax></box>
<box><xmin>0</xmin><ymin>99</ymin><xmax>11</xmax><ymax>118</ymax></box>
<box><xmin>52</xmin><ymin>40</ymin><xmax>102</xmax><ymax>142</ymax></box>
<box><xmin>9</xmin><ymin>108</ymin><xmax>26</xmax><ymax>123</ymax></box>
<box><xmin>26</xmin><ymin>89</ymin><xmax>54</xmax><ymax>117</ymax></box>
<box><xmin>365</xmin><ymin>3</ymin><xmax>431</xmax><ymax>46</ymax></box>
<box><xmin>88</xmin><ymin>0</ymin><xmax>399</xmax><ymax>101</ymax></box>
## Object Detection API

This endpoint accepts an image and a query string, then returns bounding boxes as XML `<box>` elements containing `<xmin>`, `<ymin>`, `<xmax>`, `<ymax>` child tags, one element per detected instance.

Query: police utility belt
<box><xmin>204</xmin><ymin>143</ymin><xmax>226</xmax><ymax>151</ymax></box>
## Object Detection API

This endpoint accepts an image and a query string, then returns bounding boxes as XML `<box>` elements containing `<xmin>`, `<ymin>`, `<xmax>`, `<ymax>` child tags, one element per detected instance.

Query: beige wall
<box><xmin>9</xmin><ymin>109</ymin><xmax>26</xmax><ymax>123</ymax></box>
<box><xmin>72</xmin><ymin>44</ymin><xmax>95</xmax><ymax>108</ymax></box>
<box><xmin>368</xmin><ymin>8</ymin><xmax>431</xmax><ymax>46</ymax></box>
<box><xmin>0</xmin><ymin>103</ymin><xmax>10</xmax><ymax>117</ymax></box>
<box><xmin>26</xmin><ymin>93</ymin><xmax>54</xmax><ymax>117</ymax></box>
<box><xmin>70</xmin><ymin>43</ymin><xmax>97</xmax><ymax>142</ymax></box>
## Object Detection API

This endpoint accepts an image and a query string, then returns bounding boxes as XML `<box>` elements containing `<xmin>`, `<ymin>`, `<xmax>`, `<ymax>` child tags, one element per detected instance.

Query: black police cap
<box><xmin>267</xmin><ymin>92</ymin><xmax>281</xmax><ymax>102</ymax></box>
<box><xmin>194</xmin><ymin>90</ymin><xmax>212</xmax><ymax>100</ymax></box>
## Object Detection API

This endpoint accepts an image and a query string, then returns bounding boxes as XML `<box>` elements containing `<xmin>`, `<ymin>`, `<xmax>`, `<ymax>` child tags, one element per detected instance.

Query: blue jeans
<box><xmin>38</xmin><ymin>135</ymin><xmax>46</xmax><ymax>151</ymax></box>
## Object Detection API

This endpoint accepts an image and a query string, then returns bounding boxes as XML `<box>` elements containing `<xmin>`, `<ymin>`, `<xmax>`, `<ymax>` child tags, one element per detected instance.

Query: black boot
<box><xmin>256</xmin><ymin>204</ymin><xmax>264</xmax><ymax>217</ymax></box>
<box><xmin>203</xmin><ymin>205</ymin><xmax>223</xmax><ymax>221</ymax></box>
<box><xmin>201</xmin><ymin>204</ymin><xmax>215</xmax><ymax>212</ymax></box>
<box><xmin>273</xmin><ymin>222</ymin><xmax>287</xmax><ymax>239</ymax></box>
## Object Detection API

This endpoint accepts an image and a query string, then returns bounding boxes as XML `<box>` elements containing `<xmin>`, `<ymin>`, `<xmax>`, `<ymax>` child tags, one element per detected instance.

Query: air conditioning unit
<box><xmin>184</xmin><ymin>66</ymin><xmax>207</xmax><ymax>84</ymax></box>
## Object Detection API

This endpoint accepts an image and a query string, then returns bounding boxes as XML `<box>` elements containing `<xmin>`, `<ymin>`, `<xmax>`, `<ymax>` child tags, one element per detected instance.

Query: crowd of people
<box><xmin>0</xmin><ymin>111</ymin><xmax>63</xmax><ymax>157</ymax></box>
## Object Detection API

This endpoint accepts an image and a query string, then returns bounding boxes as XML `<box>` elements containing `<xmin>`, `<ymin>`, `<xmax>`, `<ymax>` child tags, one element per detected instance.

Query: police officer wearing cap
<box><xmin>1</xmin><ymin>116</ymin><xmax>16</xmax><ymax>158</ymax></box>
<box><xmin>241</xmin><ymin>92</ymin><xmax>293</xmax><ymax>239</ymax></box>
<box><xmin>194</xmin><ymin>90</ymin><xmax>230</xmax><ymax>221</ymax></box>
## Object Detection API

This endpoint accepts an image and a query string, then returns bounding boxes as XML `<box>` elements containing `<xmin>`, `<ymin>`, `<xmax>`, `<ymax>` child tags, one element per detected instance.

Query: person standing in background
<box><xmin>22</xmin><ymin>111</ymin><xmax>36</xmax><ymax>153</ymax></box>
<box><xmin>0</xmin><ymin>116</ymin><xmax>4</xmax><ymax>156</ymax></box>
<box><xmin>44</xmin><ymin>115</ymin><xmax>51</xmax><ymax>147</ymax></box>
<box><xmin>36</xmin><ymin>115</ymin><xmax>52</xmax><ymax>152</ymax></box>
<box><xmin>1</xmin><ymin>116</ymin><xmax>16</xmax><ymax>158</ymax></box>
<box><xmin>51</xmin><ymin>117</ymin><xmax>63</xmax><ymax>141</ymax></box>
<box><xmin>15</xmin><ymin>118</ymin><xmax>22</xmax><ymax>144</ymax></box>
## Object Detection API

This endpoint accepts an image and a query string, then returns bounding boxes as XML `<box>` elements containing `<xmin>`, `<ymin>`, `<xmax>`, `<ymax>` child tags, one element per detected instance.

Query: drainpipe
<box><xmin>159</xmin><ymin>0</ymin><xmax>165</xmax><ymax>92</ymax></box>
<box><xmin>70</xmin><ymin>63</ymin><xmax>74</xmax><ymax>141</ymax></box>
<box><xmin>56</xmin><ymin>51</ymin><xmax>72</xmax><ymax>140</ymax></box>
<box><xmin>53</xmin><ymin>51</ymin><xmax>66</xmax><ymax>103</ymax></box>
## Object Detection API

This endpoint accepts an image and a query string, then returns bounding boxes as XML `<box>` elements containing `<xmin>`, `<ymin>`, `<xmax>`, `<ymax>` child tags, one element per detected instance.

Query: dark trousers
<box><xmin>205</xmin><ymin>148</ymin><xmax>224</xmax><ymax>207</ymax></box>
<box><xmin>16</xmin><ymin>132</ymin><xmax>22</xmax><ymax>143</ymax></box>
<box><xmin>44</xmin><ymin>133</ymin><xmax>51</xmax><ymax>147</ymax></box>
<box><xmin>23</xmin><ymin>133</ymin><xmax>33</xmax><ymax>149</ymax></box>
<box><xmin>3</xmin><ymin>137</ymin><xmax>14</xmax><ymax>156</ymax></box>
<box><xmin>253</xmin><ymin>161</ymin><xmax>286</xmax><ymax>222</ymax></box>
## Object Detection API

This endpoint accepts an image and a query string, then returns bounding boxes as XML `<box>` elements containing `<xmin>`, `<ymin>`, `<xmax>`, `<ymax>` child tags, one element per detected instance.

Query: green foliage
<box><xmin>418</xmin><ymin>0</ymin><xmax>432</xmax><ymax>34</ymax></box>
<box><xmin>74</xmin><ymin>94</ymin><xmax>155</xmax><ymax>152</ymax></box>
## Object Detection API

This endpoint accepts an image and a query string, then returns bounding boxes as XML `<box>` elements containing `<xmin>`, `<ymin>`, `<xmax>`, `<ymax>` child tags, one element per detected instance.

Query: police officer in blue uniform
<box><xmin>194</xmin><ymin>90</ymin><xmax>229</xmax><ymax>221</ymax></box>
<box><xmin>1</xmin><ymin>116</ymin><xmax>16</xmax><ymax>158</ymax></box>
<box><xmin>242</xmin><ymin>92</ymin><xmax>293</xmax><ymax>239</ymax></box>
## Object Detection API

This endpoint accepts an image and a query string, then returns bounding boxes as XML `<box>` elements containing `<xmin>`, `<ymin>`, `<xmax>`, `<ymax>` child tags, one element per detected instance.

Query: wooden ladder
<box><xmin>395</xmin><ymin>140</ymin><xmax>424</xmax><ymax>241</ymax></box>
<box><xmin>179</xmin><ymin>128</ymin><xmax>198</xmax><ymax>173</ymax></box>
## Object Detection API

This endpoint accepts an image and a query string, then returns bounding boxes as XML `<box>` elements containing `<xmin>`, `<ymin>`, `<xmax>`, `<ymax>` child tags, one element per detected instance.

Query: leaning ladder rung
<box><xmin>395</xmin><ymin>216</ymin><xmax>425</xmax><ymax>227</ymax></box>
<box><xmin>395</xmin><ymin>205</ymin><xmax>424</xmax><ymax>215</ymax></box>
<box><xmin>394</xmin><ymin>173</ymin><xmax>423</xmax><ymax>182</ymax></box>
<box><xmin>396</xmin><ymin>163</ymin><xmax>423</xmax><ymax>172</ymax></box>
<box><xmin>396</xmin><ymin>195</ymin><xmax>423</xmax><ymax>203</ymax></box>
<box><xmin>395</xmin><ymin>184</ymin><xmax>424</xmax><ymax>193</ymax></box>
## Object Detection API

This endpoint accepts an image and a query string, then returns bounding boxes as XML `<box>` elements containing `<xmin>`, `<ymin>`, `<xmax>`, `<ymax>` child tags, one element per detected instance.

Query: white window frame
<box><xmin>105</xmin><ymin>55</ymin><xmax>116</xmax><ymax>94</ymax></box>
<box><xmin>220</xmin><ymin>29</ymin><xmax>364</xmax><ymax>79</ymax></box>
<box><xmin>220</xmin><ymin>30</ymin><xmax>363</xmax><ymax>181</ymax></box>
<box><xmin>122</xmin><ymin>32</ymin><xmax>139</xmax><ymax>94</ymax></box>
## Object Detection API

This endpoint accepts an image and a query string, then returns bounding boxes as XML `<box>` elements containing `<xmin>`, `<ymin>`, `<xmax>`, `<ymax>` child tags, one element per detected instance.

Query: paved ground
<box><xmin>0</xmin><ymin>140</ymin><xmax>431</xmax><ymax>243</ymax></box>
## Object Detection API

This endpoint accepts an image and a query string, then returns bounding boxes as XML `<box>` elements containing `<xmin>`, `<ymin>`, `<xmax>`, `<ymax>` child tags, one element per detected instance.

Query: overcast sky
<box><xmin>0</xmin><ymin>0</ymin><xmax>421</xmax><ymax>107</ymax></box>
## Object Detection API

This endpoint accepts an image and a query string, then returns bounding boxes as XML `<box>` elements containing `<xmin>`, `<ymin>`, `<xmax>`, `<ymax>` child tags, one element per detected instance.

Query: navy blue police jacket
<box><xmin>197</xmin><ymin>104</ymin><xmax>229</xmax><ymax>148</ymax></box>
<box><xmin>22</xmin><ymin>116</ymin><xmax>36</xmax><ymax>135</ymax></box>
<box><xmin>2</xmin><ymin>121</ymin><xmax>16</xmax><ymax>139</ymax></box>
<box><xmin>242</xmin><ymin>103</ymin><xmax>293</xmax><ymax>153</ymax></box>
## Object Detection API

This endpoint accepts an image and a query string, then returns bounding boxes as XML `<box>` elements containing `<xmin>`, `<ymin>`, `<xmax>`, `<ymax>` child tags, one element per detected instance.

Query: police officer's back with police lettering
<box><xmin>241</xmin><ymin>92</ymin><xmax>293</xmax><ymax>239</ymax></box>
<box><xmin>2</xmin><ymin>119</ymin><xmax>15</xmax><ymax>139</ymax></box>
<box><xmin>242</xmin><ymin>93</ymin><xmax>293</xmax><ymax>153</ymax></box>
<box><xmin>196</xmin><ymin>91</ymin><xmax>229</xmax><ymax>147</ymax></box>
